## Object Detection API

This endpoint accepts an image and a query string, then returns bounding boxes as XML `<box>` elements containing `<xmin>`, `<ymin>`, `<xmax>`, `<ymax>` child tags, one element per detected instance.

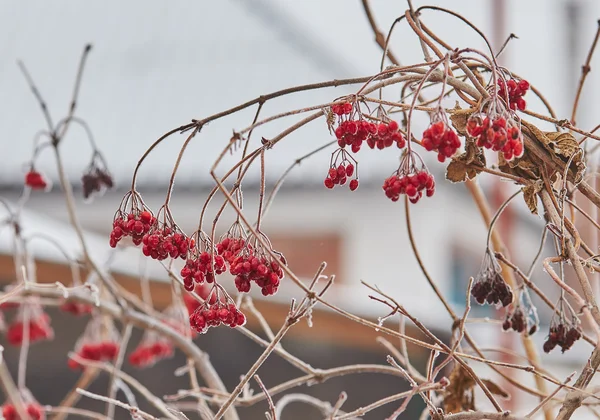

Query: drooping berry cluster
<box><xmin>330</xmin><ymin>101</ymin><xmax>405</xmax><ymax>153</ymax></box>
<box><xmin>216</xmin><ymin>225</ymin><xmax>287</xmax><ymax>296</ymax></box>
<box><xmin>231</xmin><ymin>253</ymin><xmax>285</xmax><ymax>296</ymax></box>
<box><xmin>81</xmin><ymin>152</ymin><xmax>114</xmax><ymax>200</ymax></box>
<box><xmin>216</xmin><ymin>237</ymin><xmax>246</xmax><ymax>265</ymax></box>
<box><xmin>466</xmin><ymin>115</ymin><xmax>524</xmax><ymax>161</ymax></box>
<box><xmin>6</xmin><ymin>304</ymin><xmax>54</xmax><ymax>346</ymax></box>
<box><xmin>502</xmin><ymin>308</ymin><xmax>526</xmax><ymax>333</ymax></box>
<box><xmin>331</xmin><ymin>102</ymin><xmax>353</xmax><ymax>116</ymax></box>
<box><xmin>68</xmin><ymin>341</ymin><xmax>119</xmax><ymax>369</ymax></box>
<box><xmin>543</xmin><ymin>323</ymin><xmax>582</xmax><ymax>353</ymax></box>
<box><xmin>129</xmin><ymin>331</ymin><xmax>174</xmax><ymax>368</ymax></box>
<box><xmin>24</xmin><ymin>170</ymin><xmax>50</xmax><ymax>191</ymax></box>
<box><xmin>498</xmin><ymin>78</ymin><xmax>529</xmax><ymax>111</ymax></box>
<box><xmin>2</xmin><ymin>390</ymin><xmax>44</xmax><ymax>420</ymax></box>
<box><xmin>502</xmin><ymin>289</ymin><xmax>539</xmax><ymax>336</ymax></box>
<box><xmin>2</xmin><ymin>403</ymin><xmax>44</xmax><ymax>420</ymax></box>
<box><xmin>382</xmin><ymin>152</ymin><xmax>435</xmax><ymax>203</ymax></box>
<box><xmin>335</xmin><ymin>119</ymin><xmax>405</xmax><ymax>153</ymax></box>
<box><xmin>422</xmin><ymin>120</ymin><xmax>461</xmax><ymax>162</ymax></box>
<box><xmin>471</xmin><ymin>250</ymin><xmax>513</xmax><ymax>307</ymax></box>
<box><xmin>59</xmin><ymin>301</ymin><xmax>93</xmax><ymax>316</ymax></box>
<box><xmin>110</xmin><ymin>192</ymin><xmax>156</xmax><ymax>247</ymax></box>
<box><xmin>142</xmin><ymin>225</ymin><xmax>193</xmax><ymax>261</ymax></box>
<box><xmin>189</xmin><ymin>291</ymin><xmax>246</xmax><ymax>334</ymax></box>
<box><xmin>68</xmin><ymin>316</ymin><xmax>120</xmax><ymax>369</ymax></box>
<box><xmin>324</xmin><ymin>148</ymin><xmax>359</xmax><ymax>191</ymax></box>
<box><xmin>181</xmin><ymin>240</ymin><xmax>227</xmax><ymax>291</ymax></box>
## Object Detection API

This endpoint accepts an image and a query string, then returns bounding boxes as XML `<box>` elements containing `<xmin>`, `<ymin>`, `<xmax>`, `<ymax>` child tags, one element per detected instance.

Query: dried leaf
<box><xmin>522</xmin><ymin>182</ymin><xmax>542</xmax><ymax>215</ymax></box>
<box><xmin>449</xmin><ymin>104</ymin><xmax>475</xmax><ymax>136</ymax></box>
<box><xmin>521</xmin><ymin>121</ymin><xmax>585</xmax><ymax>183</ymax></box>
<box><xmin>446</xmin><ymin>139</ymin><xmax>485</xmax><ymax>183</ymax></box>
<box><xmin>481</xmin><ymin>378</ymin><xmax>510</xmax><ymax>399</ymax></box>
<box><xmin>443</xmin><ymin>364</ymin><xmax>475</xmax><ymax>413</ymax></box>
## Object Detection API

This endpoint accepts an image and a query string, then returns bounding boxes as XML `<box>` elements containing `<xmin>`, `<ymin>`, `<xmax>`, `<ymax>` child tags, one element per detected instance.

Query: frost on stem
<box><xmin>471</xmin><ymin>249</ymin><xmax>513</xmax><ymax>307</ymax></box>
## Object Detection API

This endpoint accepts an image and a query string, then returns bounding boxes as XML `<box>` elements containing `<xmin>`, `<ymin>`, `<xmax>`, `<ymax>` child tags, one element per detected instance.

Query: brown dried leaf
<box><xmin>522</xmin><ymin>182</ymin><xmax>542</xmax><ymax>215</ymax></box>
<box><xmin>520</xmin><ymin>121</ymin><xmax>585</xmax><ymax>183</ymax></box>
<box><xmin>446</xmin><ymin>139</ymin><xmax>485</xmax><ymax>183</ymax></box>
<box><xmin>446</xmin><ymin>159</ymin><xmax>474</xmax><ymax>183</ymax></box>
<box><xmin>449</xmin><ymin>104</ymin><xmax>475</xmax><ymax>136</ymax></box>
<box><xmin>443</xmin><ymin>364</ymin><xmax>475</xmax><ymax>413</ymax></box>
<box><xmin>481</xmin><ymin>379</ymin><xmax>510</xmax><ymax>399</ymax></box>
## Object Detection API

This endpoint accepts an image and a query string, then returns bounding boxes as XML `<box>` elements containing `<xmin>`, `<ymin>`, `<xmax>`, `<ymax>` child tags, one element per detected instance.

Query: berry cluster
<box><xmin>82</xmin><ymin>166</ymin><xmax>113</xmax><ymax>200</ymax></box>
<box><xmin>335</xmin><ymin>119</ymin><xmax>405</xmax><ymax>153</ymax></box>
<box><xmin>216</xmin><ymin>237</ymin><xmax>246</xmax><ymax>264</ymax></box>
<box><xmin>129</xmin><ymin>332</ymin><xmax>174</xmax><ymax>368</ymax></box>
<box><xmin>69</xmin><ymin>316</ymin><xmax>120</xmax><ymax>369</ymax></box>
<box><xmin>24</xmin><ymin>170</ymin><xmax>50</xmax><ymax>191</ymax></box>
<box><xmin>502</xmin><ymin>308</ymin><xmax>526</xmax><ymax>333</ymax></box>
<box><xmin>59</xmin><ymin>301</ymin><xmax>93</xmax><ymax>316</ymax></box>
<box><xmin>68</xmin><ymin>341</ymin><xmax>119</xmax><ymax>370</ymax></box>
<box><xmin>7</xmin><ymin>306</ymin><xmax>53</xmax><ymax>346</ymax></box>
<box><xmin>498</xmin><ymin>78</ymin><xmax>529</xmax><ymax>111</ymax></box>
<box><xmin>189</xmin><ymin>302</ymin><xmax>246</xmax><ymax>334</ymax></box>
<box><xmin>422</xmin><ymin>121</ymin><xmax>461</xmax><ymax>162</ymax></box>
<box><xmin>231</xmin><ymin>253</ymin><xmax>285</xmax><ymax>296</ymax></box>
<box><xmin>331</xmin><ymin>102</ymin><xmax>353</xmax><ymax>116</ymax></box>
<box><xmin>471</xmin><ymin>251</ymin><xmax>513</xmax><ymax>307</ymax></box>
<box><xmin>142</xmin><ymin>226</ymin><xmax>193</xmax><ymax>261</ymax></box>
<box><xmin>466</xmin><ymin>115</ymin><xmax>524</xmax><ymax>161</ymax></box>
<box><xmin>2</xmin><ymin>403</ymin><xmax>44</xmax><ymax>420</ymax></box>
<box><xmin>324</xmin><ymin>160</ymin><xmax>359</xmax><ymax>191</ymax></box>
<box><xmin>110</xmin><ymin>209</ymin><xmax>155</xmax><ymax>248</ymax></box>
<box><xmin>382</xmin><ymin>153</ymin><xmax>435</xmax><ymax>203</ymax></box>
<box><xmin>543</xmin><ymin>323</ymin><xmax>582</xmax><ymax>353</ymax></box>
<box><xmin>181</xmin><ymin>251</ymin><xmax>226</xmax><ymax>291</ymax></box>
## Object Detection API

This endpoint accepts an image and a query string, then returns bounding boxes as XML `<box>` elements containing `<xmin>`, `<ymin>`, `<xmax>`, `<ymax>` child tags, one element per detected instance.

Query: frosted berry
<box><xmin>498</xmin><ymin>78</ymin><xmax>529</xmax><ymax>111</ymax></box>
<box><xmin>422</xmin><ymin>121</ymin><xmax>461</xmax><ymax>162</ymax></box>
<box><xmin>382</xmin><ymin>152</ymin><xmax>435</xmax><ymax>203</ymax></box>
<box><xmin>324</xmin><ymin>148</ymin><xmax>359</xmax><ymax>192</ymax></box>
<box><xmin>24</xmin><ymin>170</ymin><xmax>50</xmax><ymax>191</ymax></box>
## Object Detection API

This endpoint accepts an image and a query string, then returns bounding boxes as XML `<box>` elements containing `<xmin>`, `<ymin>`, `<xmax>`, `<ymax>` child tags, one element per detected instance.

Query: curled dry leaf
<box><xmin>522</xmin><ymin>181</ymin><xmax>543</xmax><ymax>214</ymax></box>
<box><xmin>448</xmin><ymin>104</ymin><xmax>474</xmax><ymax>136</ymax></box>
<box><xmin>480</xmin><ymin>378</ymin><xmax>510</xmax><ymax>399</ymax></box>
<box><xmin>446</xmin><ymin>139</ymin><xmax>486</xmax><ymax>183</ymax></box>
<box><xmin>520</xmin><ymin>121</ymin><xmax>586</xmax><ymax>183</ymax></box>
<box><xmin>443</xmin><ymin>364</ymin><xmax>475</xmax><ymax>413</ymax></box>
